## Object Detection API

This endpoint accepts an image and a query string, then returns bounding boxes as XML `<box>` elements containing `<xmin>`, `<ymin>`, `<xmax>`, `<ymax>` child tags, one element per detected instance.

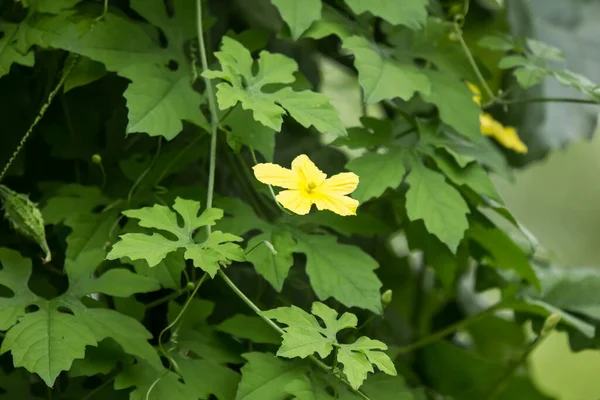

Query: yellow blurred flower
<box><xmin>480</xmin><ymin>114</ymin><xmax>528</xmax><ymax>154</ymax></box>
<box><xmin>467</xmin><ymin>82</ymin><xmax>482</xmax><ymax>106</ymax></box>
<box><xmin>466</xmin><ymin>82</ymin><xmax>528</xmax><ymax>154</ymax></box>
<box><xmin>253</xmin><ymin>154</ymin><xmax>360</xmax><ymax>216</ymax></box>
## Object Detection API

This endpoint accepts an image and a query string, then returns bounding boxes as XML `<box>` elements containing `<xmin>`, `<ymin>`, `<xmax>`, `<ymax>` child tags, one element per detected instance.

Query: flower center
<box><xmin>307</xmin><ymin>181</ymin><xmax>318</xmax><ymax>192</ymax></box>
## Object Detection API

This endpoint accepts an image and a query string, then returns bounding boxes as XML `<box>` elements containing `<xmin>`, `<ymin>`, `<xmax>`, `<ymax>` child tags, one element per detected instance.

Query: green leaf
<box><xmin>0</xmin><ymin>300</ymin><xmax>97</xmax><ymax>387</ymax></box>
<box><xmin>107</xmin><ymin>198</ymin><xmax>244</xmax><ymax>278</ymax></box>
<box><xmin>18</xmin><ymin>0</ymin><xmax>207</xmax><ymax>139</ymax></box>
<box><xmin>42</xmin><ymin>185</ymin><xmax>111</xmax><ymax>224</ymax></box>
<box><xmin>302</xmin><ymin>5</ymin><xmax>361</xmax><ymax>40</ymax></box>
<box><xmin>121</xmin><ymin>0</ymin><xmax>208</xmax><ymax>138</ymax></box>
<box><xmin>120</xmin><ymin>63</ymin><xmax>208</xmax><ymax>139</ymax></box>
<box><xmin>389</xmin><ymin>18</ymin><xmax>475</xmax><ymax>81</ymax></box>
<box><xmin>214</xmin><ymin>196</ymin><xmax>270</xmax><ymax>236</ymax></box>
<box><xmin>235</xmin><ymin>352</ymin><xmax>306</xmax><ymax>400</ymax></box>
<box><xmin>222</xmin><ymin>105</ymin><xmax>277</xmax><ymax>161</ymax></box>
<box><xmin>406</xmin><ymin>220</ymin><xmax>461</xmax><ymax>289</ymax></box>
<box><xmin>343</xmin><ymin>36</ymin><xmax>430</xmax><ymax>104</ymax></box>
<box><xmin>338</xmin><ymin>337</ymin><xmax>397</xmax><ymax>390</ymax></box>
<box><xmin>168</xmin><ymin>300</ymin><xmax>245</xmax><ymax>365</ymax></box>
<box><xmin>478</xmin><ymin>34</ymin><xmax>516</xmax><ymax>51</ymax></box>
<box><xmin>0</xmin><ymin>249</ymin><xmax>162</xmax><ymax>382</ymax></box>
<box><xmin>185</xmin><ymin>231</ymin><xmax>246</xmax><ymax>277</ymax></box>
<box><xmin>203</xmin><ymin>37</ymin><xmax>345</xmax><ymax>136</ymax></box>
<box><xmin>129</xmin><ymin>251</ymin><xmax>185</xmax><ymax>290</ymax></box>
<box><xmin>361</xmin><ymin>374</ymin><xmax>416</xmax><ymax>400</ymax></box>
<box><xmin>41</xmin><ymin>184</ymin><xmax>117</xmax><ymax>261</ymax></box>
<box><xmin>421</xmin><ymin>70</ymin><xmax>482</xmax><ymax>140</ymax></box>
<box><xmin>295</xmin><ymin>233</ymin><xmax>383</xmax><ymax>313</ymax></box>
<box><xmin>114</xmin><ymin>362</ymin><xmax>197</xmax><ymax>400</ymax></box>
<box><xmin>533</xmin><ymin>267</ymin><xmax>600</xmax><ymax>321</ymax></box>
<box><xmin>175</xmin><ymin>356</ymin><xmax>241</xmax><ymax>400</ymax></box>
<box><xmin>63</xmin><ymin>55</ymin><xmax>107</xmax><ymax>93</ymax></box>
<box><xmin>405</xmin><ymin>161</ymin><xmax>470</xmax><ymax>252</ymax></box>
<box><xmin>22</xmin><ymin>0</ymin><xmax>81</xmax><ymax>13</ymax></box>
<box><xmin>70</xmin><ymin>339</ymin><xmax>129</xmax><ymax>377</ymax></box>
<box><xmin>16</xmin><ymin>9</ymin><xmax>161</xmax><ymax>70</ymax></box>
<box><xmin>270</xmin><ymin>88</ymin><xmax>347</xmax><ymax>137</ymax></box>
<box><xmin>430</xmin><ymin>152</ymin><xmax>503</xmax><ymax>204</ymax></box>
<box><xmin>0</xmin><ymin>249</ymin><xmax>39</xmax><ymax>330</ymax></box>
<box><xmin>287</xmin><ymin>210</ymin><xmax>392</xmax><ymax>237</ymax></box>
<box><xmin>422</xmin><ymin>342</ymin><xmax>550</xmax><ymax>400</ymax></box>
<box><xmin>272</xmin><ymin>0</ymin><xmax>322</xmax><ymax>39</ymax></box>
<box><xmin>331</xmin><ymin>117</ymin><xmax>393</xmax><ymax>149</ymax></box>
<box><xmin>265</xmin><ymin>302</ymin><xmax>358</xmax><ymax>359</ymax></box>
<box><xmin>74</xmin><ymin>305</ymin><xmax>162</xmax><ymax>368</ymax></box>
<box><xmin>346</xmin><ymin>148</ymin><xmax>407</xmax><ymax>202</ymax></box>
<box><xmin>0</xmin><ymin>23</ymin><xmax>34</xmax><ymax>79</ymax></box>
<box><xmin>284</xmin><ymin>375</ymin><xmax>336</xmax><ymax>400</ymax></box>
<box><xmin>217</xmin><ymin>315</ymin><xmax>282</xmax><ymax>344</ymax></box>
<box><xmin>468</xmin><ymin>222</ymin><xmax>540</xmax><ymax>288</ymax></box>
<box><xmin>66</xmin><ymin>250</ymin><xmax>159</xmax><ymax>297</ymax></box>
<box><xmin>63</xmin><ymin>211</ymin><xmax>119</xmax><ymax>261</ymax></box>
<box><xmin>343</xmin><ymin>0</ymin><xmax>427</xmax><ymax>30</ymax></box>
<box><xmin>507</xmin><ymin>299</ymin><xmax>595</xmax><ymax>339</ymax></box>
<box><xmin>246</xmin><ymin>229</ymin><xmax>295</xmax><ymax>291</ymax></box>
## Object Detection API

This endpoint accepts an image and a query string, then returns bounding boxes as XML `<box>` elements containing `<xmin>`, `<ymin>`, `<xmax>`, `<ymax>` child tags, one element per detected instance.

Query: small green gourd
<box><xmin>0</xmin><ymin>184</ymin><xmax>51</xmax><ymax>262</ymax></box>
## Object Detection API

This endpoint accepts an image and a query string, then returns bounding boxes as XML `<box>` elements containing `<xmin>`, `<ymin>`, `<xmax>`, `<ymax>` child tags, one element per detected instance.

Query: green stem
<box><xmin>155</xmin><ymin>135</ymin><xmax>202</xmax><ymax>185</ymax></box>
<box><xmin>484</xmin><ymin>328</ymin><xmax>554</xmax><ymax>399</ymax></box>
<box><xmin>0</xmin><ymin>55</ymin><xmax>79</xmax><ymax>183</ymax></box>
<box><xmin>127</xmin><ymin>138</ymin><xmax>162</xmax><ymax>205</ymax></box>
<box><xmin>249</xmin><ymin>147</ymin><xmax>292</xmax><ymax>216</ymax></box>
<box><xmin>158</xmin><ymin>274</ymin><xmax>208</xmax><ymax>366</ymax></box>
<box><xmin>453</xmin><ymin>20</ymin><xmax>497</xmax><ymax>103</ymax></box>
<box><xmin>396</xmin><ymin>303</ymin><xmax>505</xmax><ymax>354</ymax></box>
<box><xmin>235</xmin><ymin>151</ymin><xmax>279</xmax><ymax>216</ymax></box>
<box><xmin>95</xmin><ymin>0</ymin><xmax>109</xmax><ymax>21</ymax></box>
<box><xmin>196</xmin><ymin>0</ymin><xmax>219</xmax><ymax>229</ymax></box>
<box><xmin>81</xmin><ymin>374</ymin><xmax>117</xmax><ymax>400</ymax></box>
<box><xmin>218</xmin><ymin>269</ymin><xmax>371</xmax><ymax>400</ymax></box>
<box><xmin>145</xmin><ymin>281</ymin><xmax>199</xmax><ymax>309</ymax></box>
<box><xmin>224</xmin><ymin>143</ymin><xmax>267</xmax><ymax>219</ymax></box>
<box><xmin>500</xmin><ymin>97</ymin><xmax>600</xmax><ymax>106</ymax></box>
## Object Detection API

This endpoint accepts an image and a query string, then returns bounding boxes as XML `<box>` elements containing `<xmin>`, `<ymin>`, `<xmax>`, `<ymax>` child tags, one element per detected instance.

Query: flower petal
<box><xmin>253</xmin><ymin>163</ymin><xmax>299</xmax><ymax>189</ymax></box>
<box><xmin>495</xmin><ymin>126</ymin><xmax>528</xmax><ymax>154</ymax></box>
<box><xmin>291</xmin><ymin>154</ymin><xmax>327</xmax><ymax>188</ymax></box>
<box><xmin>313</xmin><ymin>193</ymin><xmax>359</xmax><ymax>216</ymax></box>
<box><xmin>480</xmin><ymin>114</ymin><xmax>528</xmax><ymax>154</ymax></box>
<box><xmin>317</xmin><ymin>172</ymin><xmax>359</xmax><ymax>195</ymax></box>
<box><xmin>276</xmin><ymin>190</ymin><xmax>313</xmax><ymax>215</ymax></box>
<box><xmin>467</xmin><ymin>82</ymin><xmax>482</xmax><ymax>105</ymax></box>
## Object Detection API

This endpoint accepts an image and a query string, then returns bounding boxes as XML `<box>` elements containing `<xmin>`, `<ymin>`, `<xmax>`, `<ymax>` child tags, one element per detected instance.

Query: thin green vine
<box><xmin>396</xmin><ymin>302</ymin><xmax>506</xmax><ymax>354</ymax></box>
<box><xmin>196</xmin><ymin>0</ymin><xmax>219</xmax><ymax>224</ymax></box>
<box><xmin>0</xmin><ymin>55</ymin><xmax>79</xmax><ymax>183</ymax></box>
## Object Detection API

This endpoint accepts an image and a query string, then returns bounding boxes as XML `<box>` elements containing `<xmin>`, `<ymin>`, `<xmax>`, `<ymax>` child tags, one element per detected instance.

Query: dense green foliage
<box><xmin>0</xmin><ymin>0</ymin><xmax>598</xmax><ymax>399</ymax></box>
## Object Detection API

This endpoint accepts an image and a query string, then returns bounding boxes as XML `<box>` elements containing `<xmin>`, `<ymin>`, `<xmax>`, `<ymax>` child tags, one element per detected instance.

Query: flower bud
<box><xmin>381</xmin><ymin>289</ymin><xmax>393</xmax><ymax>306</ymax></box>
<box><xmin>186</xmin><ymin>282</ymin><xmax>195</xmax><ymax>290</ymax></box>
<box><xmin>541</xmin><ymin>313</ymin><xmax>561</xmax><ymax>336</ymax></box>
<box><xmin>92</xmin><ymin>154</ymin><xmax>102</xmax><ymax>164</ymax></box>
<box><xmin>264</xmin><ymin>240</ymin><xmax>278</xmax><ymax>256</ymax></box>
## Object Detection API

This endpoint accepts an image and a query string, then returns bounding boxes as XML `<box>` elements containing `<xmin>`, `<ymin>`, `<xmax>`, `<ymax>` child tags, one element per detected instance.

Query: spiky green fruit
<box><xmin>0</xmin><ymin>185</ymin><xmax>51</xmax><ymax>262</ymax></box>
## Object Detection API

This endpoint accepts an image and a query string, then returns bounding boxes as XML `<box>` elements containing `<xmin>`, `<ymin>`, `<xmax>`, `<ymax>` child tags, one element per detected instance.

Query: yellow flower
<box><xmin>480</xmin><ymin>114</ymin><xmax>528</xmax><ymax>154</ymax></box>
<box><xmin>466</xmin><ymin>82</ymin><xmax>528</xmax><ymax>154</ymax></box>
<box><xmin>253</xmin><ymin>154</ymin><xmax>360</xmax><ymax>216</ymax></box>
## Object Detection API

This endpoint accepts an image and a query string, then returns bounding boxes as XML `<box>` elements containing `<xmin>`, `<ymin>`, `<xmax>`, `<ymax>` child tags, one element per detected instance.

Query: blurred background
<box><xmin>320</xmin><ymin>1</ymin><xmax>600</xmax><ymax>398</ymax></box>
